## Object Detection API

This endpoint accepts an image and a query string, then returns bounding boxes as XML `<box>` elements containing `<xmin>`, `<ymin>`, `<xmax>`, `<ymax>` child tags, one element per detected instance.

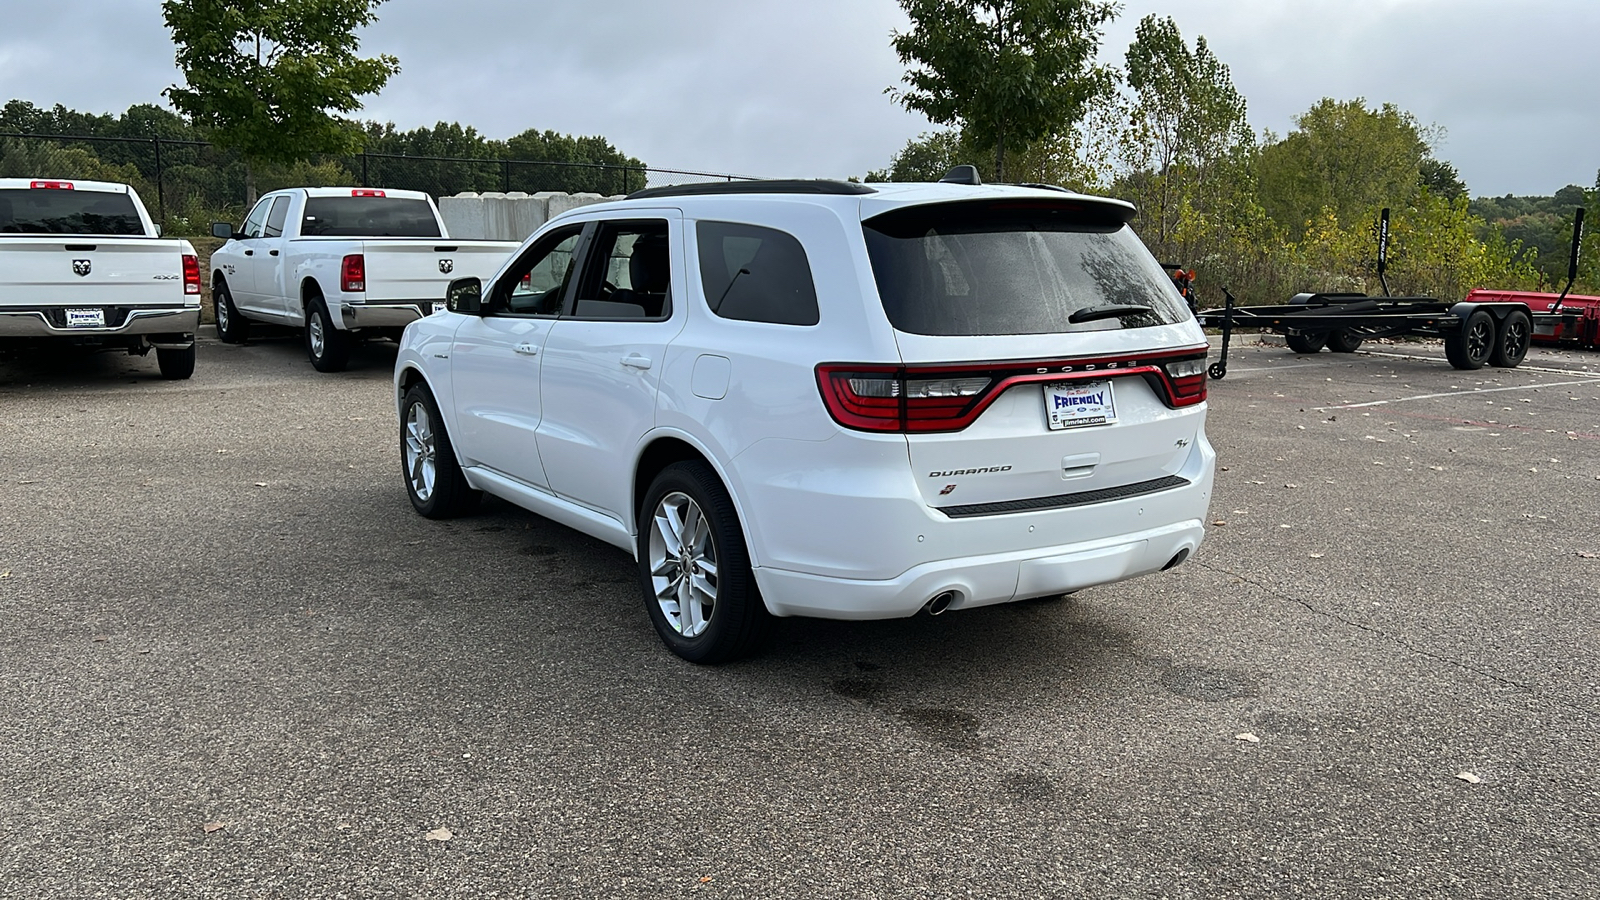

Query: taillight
<box><xmin>341</xmin><ymin>254</ymin><xmax>366</xmax><ymax>292</ymax></box>
<box><xmin>182</xmin><ymin>254</ymin><xmax>201</xmax><ymax>295</ymax></box>
<box><xmin>30</xmin><ymin>180</ymin><xmax>73</xmax><ymax>190</ymax></box>
<box><xmin>351</xmin><ymin>189</ymin><xmax>385</xmax><ymax>198</ymax></box>
<box><xmin>1160</xmin><ymin>356</ymin><xmax>1208</xmax><ymax>406</ymax></box>
<box><xmin>818</xmin><ymin>348</ymin><xmax>1208</xmax><ymax>433</ymax></box>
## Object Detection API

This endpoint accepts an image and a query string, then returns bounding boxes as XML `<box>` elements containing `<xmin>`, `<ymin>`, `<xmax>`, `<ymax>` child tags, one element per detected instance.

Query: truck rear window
<box><xmin>862</xmin><ymin>200</ymin><xmax>1190</xmax><ymax>336</ymax></box>
<box><xmin>300</xmin><ymin>196</ymin><xmax>442</xmax><ymax>237</ymax></box>
<box><xmin>0</xmin><ymin>188</ymin><xmax>143</xmax><ymax>235</ymax></box>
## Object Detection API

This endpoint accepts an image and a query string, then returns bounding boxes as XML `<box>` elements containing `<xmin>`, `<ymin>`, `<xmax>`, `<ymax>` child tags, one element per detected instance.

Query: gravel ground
<box><xmin>1</xmin><ymin>332</ymin><xmax>1596</xmax><ymax>898</ymax></box>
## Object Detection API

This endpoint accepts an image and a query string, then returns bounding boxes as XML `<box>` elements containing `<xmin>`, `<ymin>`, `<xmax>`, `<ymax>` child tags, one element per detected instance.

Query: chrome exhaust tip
<box><xmin>926</xmin><ymin>591</ymin><xmax>956</xmax><ymax>616</ymax></box>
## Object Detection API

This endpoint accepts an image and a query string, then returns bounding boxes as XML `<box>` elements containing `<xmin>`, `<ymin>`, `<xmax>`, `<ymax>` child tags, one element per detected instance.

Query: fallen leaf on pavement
<box><xmin>425</xmin><ymin>827</ymin><xmax>453</xmax><ymax>842</ymax></box>
<box><xmin>1577</xmin><ymin>551</ymin><xmax>1599</xmax><ymax>559</ymax></box>
<box><xmin>1456</xmin><ymin>772</ymin><xmax>1482</xmax><ymax>784</ymax></box>
<box><xmin>1309</xmin><ymin>553</ymin><xmax>1324</xmax><ymax>559</ymax></box>
<box><xmin>203</xmin><ymin>821</ymin><xmax>226</xmax><ymax>834</ymax></box>
<box><xmin>1211</xmin><ymin>520</ymin><xmax>1227</xmax><ymax>526</ymax></box>
<box><xmin>1235</xmin><ymin>733</ymin><xmax>1260</xmax><ymax>743</ymax></box>
<box><xmin>253</xmin><ymin>482</ymin><xmax>269</xmax><ymax>487</ymax></box>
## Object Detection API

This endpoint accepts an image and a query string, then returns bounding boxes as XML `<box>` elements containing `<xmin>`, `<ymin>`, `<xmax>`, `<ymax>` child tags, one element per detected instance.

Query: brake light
<box><xmin>351</xmin><ymin>189</ymin><xmax>385</xmax><ymax>197</ymax></box>
<box><xmin>30</xmin><ymin>180</ymin><xmax>73</xmax><ymax>190</ymax></box>
<box><xmin>341</xmin><ymin>254</ymin><xmax>366</xmax><ymax>292</ymax></box>
<box><xmin>817</xmin><ymin>349</ymin><xmax>1208</xmax><ymax>433</ymax></box>
<box><xmin>182</xmin><ymin>254</ymin><xmax>201</xmax><ymax>295</ymax></box>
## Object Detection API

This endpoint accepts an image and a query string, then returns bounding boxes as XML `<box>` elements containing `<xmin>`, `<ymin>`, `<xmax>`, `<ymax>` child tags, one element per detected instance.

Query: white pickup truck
<box><xmin>209</xmin><ymin>188</ymin><xmax>519</xmax><ymax>371</ymax></box>
<box><xmin>0</xmin><ymin>178</ymin><xmax>201</xmax><ymax>379</ymax></box>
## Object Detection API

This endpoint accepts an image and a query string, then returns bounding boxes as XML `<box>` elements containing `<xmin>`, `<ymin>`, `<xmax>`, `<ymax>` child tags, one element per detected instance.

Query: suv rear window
<box><xmin>697</xmin><ymin>221</ymin><xmax>819</xmax><ymax>326</ymax></box>
<box><xmin>301</xmin><ymin>196</ymin><xmax>441</xmax><ymax>237</ymax></box>
<box><xmin>0</xmin><ymin>188</ymin><xmax>143</xmax><ymax>235</ymax></box>
<box><xmin>862</xmin><ymin>200</ymin><xmax>1190</xmax><ymax>336</ymax></box>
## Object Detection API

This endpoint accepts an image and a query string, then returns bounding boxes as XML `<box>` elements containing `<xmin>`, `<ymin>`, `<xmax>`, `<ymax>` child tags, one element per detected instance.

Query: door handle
<box><xmin>514</xmin><ymin>342</ymin><xmax>539</xmax><ymax>356</ymax></box>
<box><xmin>620</xmin><ymin>353</ymin><xmax>652</xmax><ymax>370</ymax></box>
<box><xmin>243</xmin><ymin>249</ymin><xmax>253</xmax><ymax>256</ymax></box>
<box><xmin>269</xmin><ymin>250</ymin><xmax>279</xmax><ymax>256</ymax></box>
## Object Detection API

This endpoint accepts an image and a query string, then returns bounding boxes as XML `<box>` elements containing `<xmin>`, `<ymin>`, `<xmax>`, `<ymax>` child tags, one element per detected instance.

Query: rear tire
<box><xmin>305</xmin><ymin>297</ymin><xmax>350</xmax><ymax>372</ymax></box>
<box><xmin>400</xmin><ymin>383</ymin><xmax>480</xmax><ymax>518</ymax></box>
<box><xmin>1445</xmin><ymin>309</ymin><xmax>1495</xmax><ymax>370</ymax></box>
<box><xmin>1286</xmin><ymin>331</ymin><xmax>1326</xmax><ymax>354</ymax></box>
<box><xmin>1490</xmin><ymin>309</ymin><xmax>1531</xmax><ymax>368</ymax></box>
<box><xmin>638</xmin><ymin>461</ymin><xmax>769</xmax><ymax>664</ymax></box>
<box><xmin>214</xmin><ymin>280</ymin><xmax>248</xmax><ymax>344</ymax></box>
<box><xmin>1327</xmin><ymin>328</ymin><xmax>1364</xmax><ymax>353</ymax></box>
<box><xmin>156</xmin><ymin>345</ymin><xmax>195</xmax><ymax>380</ymax></box>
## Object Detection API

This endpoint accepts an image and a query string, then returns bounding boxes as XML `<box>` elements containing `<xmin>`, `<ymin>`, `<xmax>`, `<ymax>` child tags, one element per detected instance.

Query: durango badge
<box><xmin>72</xmin><ymin>259</ymin><xmax>92</xmax><ymax>277</ymax></box>
<box><xmin>438</xmin><ymin>259</ymin><xmax>454</xmax><ymax>274</ymax></box>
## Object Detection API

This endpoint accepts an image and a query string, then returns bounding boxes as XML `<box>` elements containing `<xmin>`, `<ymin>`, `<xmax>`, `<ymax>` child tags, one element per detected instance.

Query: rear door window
<box><xmin>0</xmin><ymin>188</ymin><xmax>143</xmax><ymax>235</ymax></box>
<box><xmin>862</xmin><ymin>200</ymin><xmax>1191</xmax><ymax>335</ymax></box>
<box><xmin>696</xmin><ymin>221</ymin><xmax>819</xmax><ymax>326</ymax></box>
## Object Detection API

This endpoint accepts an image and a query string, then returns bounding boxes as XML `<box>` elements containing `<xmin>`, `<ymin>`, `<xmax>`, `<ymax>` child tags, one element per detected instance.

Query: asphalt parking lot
<box><xmin>2</xmin><ymin>331</ymin><xmax>1597</xmax><ymax>898</ymax></box>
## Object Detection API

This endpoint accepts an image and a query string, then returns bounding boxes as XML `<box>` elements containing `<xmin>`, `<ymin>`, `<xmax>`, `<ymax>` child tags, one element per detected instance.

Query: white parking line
<box><xmin>1354</xmin><ymin>348</ymin><xmax>1600</xmax><ymax>379</ymax></box>
<box><xmin>1316</xmin><ymin>378</ymin><xmax>1600</xmax><ymax>410</ymax></box>
<box><xmin>1220</xmin><ymin>363</ymin><xmax>1330</xmax><ymax>374</ymax></box>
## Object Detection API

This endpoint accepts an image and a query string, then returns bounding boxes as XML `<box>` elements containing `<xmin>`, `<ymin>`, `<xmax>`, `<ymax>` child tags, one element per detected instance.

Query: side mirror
<box><xmin>211</xmin><ymin>221</ymin><xmax>237</xmax><ymax>240</ymax></box>
<box><xmin>446</xmin><ymin>277</ymin><xmax>482</xmax><ymax>314</ymax></box>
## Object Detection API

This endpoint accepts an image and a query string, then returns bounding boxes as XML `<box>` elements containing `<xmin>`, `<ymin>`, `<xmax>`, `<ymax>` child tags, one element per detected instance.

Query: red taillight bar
<box><xmin>341</xmin><ymin>254</ymin><xmax>366</xmax><ymax>293</ymax></box>
<box><xmin>182</xmin><ymin>254</ymin><xmax>201</xmax><ymax>295</ymax></box>
<box><xmin>30</xmin><ymin>180</ymin><xmax>73</xmax><ymax>190</ymax></box>
<box><xmin>817</xmin><ymin>347</ymin><xmax>1208</xmax><ymax>434</ymax></box>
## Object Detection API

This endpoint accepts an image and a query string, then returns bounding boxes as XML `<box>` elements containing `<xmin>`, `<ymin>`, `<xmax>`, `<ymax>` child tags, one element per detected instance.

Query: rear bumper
<box><xmin>0</xmin><ymin>306</ymin><xmax>199</xmax><ymax>339</ymax></box>
<box><xmin>754</xmin><ymin>518</ymin><xmax>1206</xmax><ymax>619</ymax></box>
<box><xmin>340</xmin><ymin>301</ymin><xmax>433</xmax><ymax>330</ymax></box>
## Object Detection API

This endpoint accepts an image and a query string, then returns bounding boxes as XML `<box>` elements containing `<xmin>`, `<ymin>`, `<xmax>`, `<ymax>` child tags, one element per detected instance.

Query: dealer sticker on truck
<box><xmin>65</xmin><ymin>308</ymin><xmax>106</xmax><ymax>328</ymax></box>
<box><xmin>1044</xmin><ymin>379</ymin><xmax>1117</xmax><ymax>429</ymax></box>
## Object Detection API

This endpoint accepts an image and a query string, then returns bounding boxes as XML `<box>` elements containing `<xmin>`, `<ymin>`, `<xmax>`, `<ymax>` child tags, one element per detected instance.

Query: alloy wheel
<box><xmin>404</xmin><ymin>402</ymin><xmax>437</xmax><ymax>502</ymax></box>
<box><xmin>647</xmin><ymin>491</ymin><xmax>718</xmax><ymax>638</ymax></box>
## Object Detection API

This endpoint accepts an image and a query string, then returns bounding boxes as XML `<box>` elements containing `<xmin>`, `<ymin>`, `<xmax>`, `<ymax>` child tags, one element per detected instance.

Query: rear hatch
<box><xmin>851</xmin><ymin>196</ymin><xmax>1208</xmax><ymax>513</ymax></box>
<box><xmin>0</xmin><ymin>184</ymin><xmax>187</xmax><ymax>309</ymax></box>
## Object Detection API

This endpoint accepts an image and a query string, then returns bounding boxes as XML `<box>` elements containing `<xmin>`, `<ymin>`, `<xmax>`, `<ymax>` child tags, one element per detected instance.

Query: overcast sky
<box><xmin>2</xmin><ymin>0</ymin><xmax>1595</xmax><ymax>197</ymax></box>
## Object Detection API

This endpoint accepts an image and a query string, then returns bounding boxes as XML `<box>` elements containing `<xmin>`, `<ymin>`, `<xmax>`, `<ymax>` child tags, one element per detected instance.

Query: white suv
<box><xmin>394</xmin><ymin>175</ymin><xmax>1215</xmax><ymax>662</ymax></box>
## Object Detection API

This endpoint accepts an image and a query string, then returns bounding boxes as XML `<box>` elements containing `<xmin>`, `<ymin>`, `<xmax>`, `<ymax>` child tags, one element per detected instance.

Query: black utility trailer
<box><xmin>1197</xmin><ymin>208</ymin><xmax>1592</xmax><ymax>379</ymax></box>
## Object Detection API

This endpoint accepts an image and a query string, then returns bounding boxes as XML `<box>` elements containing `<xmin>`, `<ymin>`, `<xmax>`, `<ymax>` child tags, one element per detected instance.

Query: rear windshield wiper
<box><xmin>1068</xmin><ymin>303</ymin><xmax>1153</xmax><ymax>324</ymax></box>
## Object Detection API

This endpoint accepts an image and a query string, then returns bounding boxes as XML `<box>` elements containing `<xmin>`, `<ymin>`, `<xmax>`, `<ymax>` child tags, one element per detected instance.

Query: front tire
<box><xmin>214</xmin><ymin>280</ymin><xmax>248</xmax><ymax>344</ymax></box>
<box><xmin>156</xmin><ymin>345</ymin><xmax>195</xmax><ymax>380</ymax></box>
<box><xmin>1285</xmin><ymin>331</ymin><xmax>1326</xmax><ymax>354</ymax></box>
<box><xmin>1445</xmin><ymin>309</ymin><xmax>1495</xmax><ymax>370</ymax></box>
<box><xmin>1490</xmin><ymin>309</ymin><xmax>1531</xmax><ymax>368</ymax></box>
<box><xmin>306</xmin><ymin>297</ymin><xmax>350</xmax><ymax>372</ymax></box>
<box><xmin>400</xmin><ymin>383</ymin><xmax>480</xmax><ymax>518</ymax></box>
<box><xmin>638</xmin><ymin>461</ymin><xmax>769</xmax><ymax>664</ymax></box>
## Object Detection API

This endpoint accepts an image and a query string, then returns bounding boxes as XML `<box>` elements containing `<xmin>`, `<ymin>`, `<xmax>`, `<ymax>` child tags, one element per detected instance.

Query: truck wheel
<box><xmin>1285</xmin><ymin>331</ymin><xmax>1326</xmax><ymax>354</ymax></box>
<box><xmin>400</xmin><ymin>383</ymin><xmax>480</xmax><ymax>518</ymax></box>
<box><xmin>305</xmin><ymin>298</ymin><xmax>350</xmax><ymax>372</ymax></box>
<box><xmin>1490</xmin><ymin>310</ymin><xmax>1531</xmax><ymax>368</ymax></box>
<box><xmin>638</xmin><ymin>461</ymin><xmax>770</xmax><ymax>664</ymax></box>
<box><xmin>214</xmin><ymin>280</ymin><xmax>248</xmax><ymax>344</ymax></box>
<box><xmin>1445</xmin><ymin>309</ymin><xmax>1495</xmax><ymax>370</ymax></box>
<box><xmin>156</xmin><ymin>345</ymin><xmax>196</xmax><ymax>380</ymax></box>
<box><xmin>1327</xmin><ymin>328</ymin><xmax>1364</xmax><ymax>353</ymax></box>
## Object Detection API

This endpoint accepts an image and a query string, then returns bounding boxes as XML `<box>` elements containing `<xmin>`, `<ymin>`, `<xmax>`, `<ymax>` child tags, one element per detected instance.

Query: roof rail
<box><xmin>626</xmin><ymin>180</ymin><xmax>876</xmax><ymax>200</ymax></box>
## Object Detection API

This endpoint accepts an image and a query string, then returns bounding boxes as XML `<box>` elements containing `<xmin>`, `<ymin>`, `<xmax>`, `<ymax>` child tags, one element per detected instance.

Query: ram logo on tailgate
<box><xmin>72</xmin><ymin>259</ymin><xmax>92</xmax><ymax>276</ymax></box>
<box><xmin>438</xmin><ymin>259</ymin><xmax>454</xmax><ymax>274</ymax></box>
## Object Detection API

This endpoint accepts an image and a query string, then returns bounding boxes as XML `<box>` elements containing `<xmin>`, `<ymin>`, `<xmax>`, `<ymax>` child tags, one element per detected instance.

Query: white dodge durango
<box><xmin>394</xmin><ymin>173</ymin><xmax>1215</xmax><ymax>662</ymax></box>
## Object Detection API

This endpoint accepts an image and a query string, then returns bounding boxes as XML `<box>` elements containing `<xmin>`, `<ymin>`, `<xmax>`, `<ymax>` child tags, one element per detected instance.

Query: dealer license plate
<box><xmin>431</xmin><ymin>301</ymin><xmax>447</xmax><ymax>315</ymax></box>
<box><xmin>65</xmin><ymin>308</ymin><xmax>106</xmax><ymax>328</ymax></box>
<box><xmin>1045</xmin><ymin>379</ymin><xmax>1117</xmax><ymax>430</ymax></box>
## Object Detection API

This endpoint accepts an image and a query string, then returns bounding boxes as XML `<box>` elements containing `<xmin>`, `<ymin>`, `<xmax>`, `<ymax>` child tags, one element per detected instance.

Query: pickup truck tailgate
<box><xmin>358</xmin><ymin>240</ymin><xmax>518</xmax><ymax>302</ymax></box>
<box><xmin>2</xmin><ymin>238</ymin><xmax>190</xmax><ymax>307</ymax></box>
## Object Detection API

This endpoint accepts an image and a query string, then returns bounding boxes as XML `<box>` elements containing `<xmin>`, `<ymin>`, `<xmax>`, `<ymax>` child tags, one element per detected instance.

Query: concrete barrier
<box><xmin>439</xmin><ymin>191</ymin><xmax>621</xmax><ymax>242</ymax></box>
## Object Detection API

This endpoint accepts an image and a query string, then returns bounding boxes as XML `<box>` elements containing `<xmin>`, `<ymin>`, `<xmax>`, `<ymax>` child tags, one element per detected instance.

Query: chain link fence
<box><xmin>1</xmin><ymin>132</ymin><xmax>752</xmax><ymax>237</ymax></box>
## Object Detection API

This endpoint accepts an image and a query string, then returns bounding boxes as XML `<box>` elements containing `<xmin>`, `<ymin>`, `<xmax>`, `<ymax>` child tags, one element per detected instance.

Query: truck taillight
<box><xmin>341</xmin><ymin>254</ymin><xmax>366</xmax><ymax>293</ymax></box>
<box><xmin>1160</xmin><ymin>356</ymin><xmax>1208</xmax><ymax>407</ymax></box>
<box><xmin>30</xmin><ymin>180</ymin><xmax>73</xmax><ymax>190</ymax></box>
<box><xmin>182</xmin><ymin>254</ymin><xmax>201</xmax><ymax>295</ymax></box>
<box><xmin>351</xmin><ymin>189</ymin><xmax>385</xmax><ymax>198</ymax></box>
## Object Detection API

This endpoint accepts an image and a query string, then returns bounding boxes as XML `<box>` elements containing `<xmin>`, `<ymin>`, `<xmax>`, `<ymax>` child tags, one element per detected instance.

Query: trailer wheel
<box><xmin>1285</xmin><ymin>331</ymin><xmax>1326</xmax><ymax>354</ymax></box>
<box><xmin>1490</xmin><ymin>310</ymin><xmax>1531</xmax><ymax>368</ymax></box>
<box><xmin>1327</xmin><ymin>328</ymin><xmax>1364</xmax><ymax>353</ymax></box>
<box><xmin>1445</xmin><ymin>309</ymin><xmax>1495</xmax><ymax>370</ymax></box>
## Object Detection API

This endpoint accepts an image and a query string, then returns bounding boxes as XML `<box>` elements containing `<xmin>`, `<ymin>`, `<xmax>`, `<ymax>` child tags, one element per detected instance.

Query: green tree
<box><xmin>1254</xmin><ymin>98</ymin><xmax>1431</xmax><ymax>239</ymax></box>
<box><xmin>1120</xmin><ymin>15</ymin><xmax>1253</xmax><ymax>244</ymax></box>
<box><xmin>888</xmin><ymin>0</ymin><xmax>1116</xmax><ymax>180</ymax></box>
<box><xmin>161</xmin><ymin>0</ymin><xmax>400</xmax><ymax>202</ymax></box>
